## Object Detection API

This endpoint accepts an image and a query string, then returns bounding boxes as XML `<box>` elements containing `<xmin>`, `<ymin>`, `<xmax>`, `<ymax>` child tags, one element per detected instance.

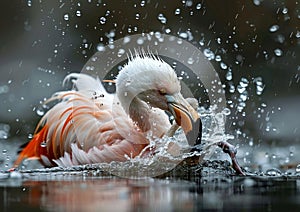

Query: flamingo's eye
<box><xmin>159</xmin><ymin>88</ymin><xmax>167</xmax><ymax>95</ymax></box>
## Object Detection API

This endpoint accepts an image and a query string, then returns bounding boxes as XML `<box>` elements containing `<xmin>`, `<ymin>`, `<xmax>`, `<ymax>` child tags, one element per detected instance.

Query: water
<box><xmin>1</xmin><ymin>160</ymin><xmax>299</xmax><ymax>212</ymax></box>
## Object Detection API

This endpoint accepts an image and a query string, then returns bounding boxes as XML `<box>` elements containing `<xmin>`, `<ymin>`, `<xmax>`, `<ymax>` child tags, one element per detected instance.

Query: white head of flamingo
<box><xmin>116</xmin><ymin>55</ymin><xmax>199</xmax><ymax>134</ymax></box>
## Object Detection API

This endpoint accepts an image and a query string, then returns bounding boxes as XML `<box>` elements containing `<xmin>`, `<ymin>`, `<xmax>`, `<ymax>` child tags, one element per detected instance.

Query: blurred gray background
<box><xmin>0</xmin><ymin>0</ymin><xmax>299</xmax><ymax>169</ymax></box>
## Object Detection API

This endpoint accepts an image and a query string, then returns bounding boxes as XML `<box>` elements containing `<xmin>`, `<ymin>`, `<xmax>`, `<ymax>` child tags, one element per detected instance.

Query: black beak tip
<box><xmin>185</xmin><ymin>118</ymin><xmax>202</xmax><ymax>152</ymax></box>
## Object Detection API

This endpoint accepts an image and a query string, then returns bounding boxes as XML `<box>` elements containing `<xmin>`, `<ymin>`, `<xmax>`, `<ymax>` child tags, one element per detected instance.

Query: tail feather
<box><xmin>13</xmin><ymin>126</ymin><xmax>49</xmax><ymax>169</ymax></box>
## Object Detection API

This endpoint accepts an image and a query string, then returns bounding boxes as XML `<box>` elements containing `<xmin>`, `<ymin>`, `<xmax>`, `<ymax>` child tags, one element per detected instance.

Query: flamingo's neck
<box><xmin>128</xmin><ymin>97</ymin><xmax>151</xmax><ymax>132</ymax></box>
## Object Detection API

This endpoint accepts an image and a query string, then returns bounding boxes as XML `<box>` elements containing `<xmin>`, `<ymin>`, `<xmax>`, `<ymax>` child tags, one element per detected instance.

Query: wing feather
<box><xmin>13</xmin><ymin>73</ymin><xmax>170</xmax><ymax>168</ymax></box>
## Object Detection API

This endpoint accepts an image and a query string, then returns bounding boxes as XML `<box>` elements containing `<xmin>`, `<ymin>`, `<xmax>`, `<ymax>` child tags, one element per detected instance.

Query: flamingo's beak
<box><xmin>166</xmin><ymin>94</ymin><xmax>199</xmax><ymax>134</ymax></box>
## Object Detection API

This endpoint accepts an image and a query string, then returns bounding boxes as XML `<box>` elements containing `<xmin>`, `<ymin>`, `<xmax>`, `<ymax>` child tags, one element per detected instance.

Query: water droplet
<box><xmin>97</xmin><ymin>43</ymin><xmax>105</xmax><ymax>52</ymax></box>
<box><xmin>220</xmin><ymin>62</ymin><xmax>227</xmax><ymax>70</ymax></box>
<box><xmin>265</xmin><ymin>168</ymin><xmax>282</xmax><ymax>176</ymax></box>
<box><xmin>199</xmin><ymin>38</ymin><xmax>205</xmax><ymax>46</ymax></box>
<box><xmin>40</xmin><ymin>142</ymin><xmax>47</xmax><ymax>148</ymax></box>
<box><xmin>99</xmin><ymin>16</ymin><xmax>106</xmax><ymax>24</ymax></box>
<box><xmin>187</xmin><ymin>57</ymin><xmax>194</xmax><ymax>64</ymax></box>
<box><xmin>76</xmin><ymin>10</ymin><xmax>81</xmax><ymax>17</ymax></box>
<box><xmin>215</xmin><ymin>113</ymin><xmax>225</xmax><ymax>125</ymax></box>
<box><xmin>179</xmin><ymin>32</ymin><xmax>188</xmax><ymax>39</ymax></box>
<box><xmin>117</xmin><ymin>48</ymin><xmax>125</xmax><ymax>57</ymax></box>
<box><xmin>157</xmin><ymin>13</ymin><xmax>167</xmax><ymax>24</ymax></box>
<box><xmin>237</xmin><ymin>102</ymin><xmax>246</xmax><ymax>112</ymax></box>
<box><xmin>274</xmin><ymin>34</ymin><xmax>285</xmax><ymax>44</ymax></box>
<box><xmin>228</xmin><ymin>83</ymin><xmax>235</xmax><ymax>93</ymax></box>
<box><xmin>105</xmin><ymin>10</ymin><xmax>111</xmax><ymax>16</ymax></box>
<box><xmin>253</xmin><ymin>0</ymin><xmax>262</xmax><ymax>6</ymax></box>
<box><xmin>106</xmin><ymin>31</ymin><xmax>115</xmax><ymax>39</ymax></box>
<box><xmin>240</xmin><ymin>77</ymin><xmax>249</xmax><ymax>87</ymax></box>
<box><xmin>135</xmin><ymin>13</ymin><xmax>140</xmax><ymax>20</ymax></box>
<box><xmin>36</xmin><ymin>106</ymin><xmax>45</xmax><ymax>116</ymax></box>
<box><xmin>185</xmin><ymin>0</ymin><xmax>193</xmax><ymax>7</ymax></box>
<box><xmin>225</xmin><ymin>71</ymin><xmax>232</xmax><ymax>81</ymax></box>
<box><xmin>249</xmin><ymin>140</ymin><xmax>253</xmax><ymax>146</ymax></box>
<box><xmin>269</xmin><ymin>25</ymin><xmax>279</xmax><ymax>32</ymax></box>
<box><xmin>203</xmin><ymin>49</ymin><xmax>215</xmax><ymax>60</ymax></box>
<box><xmin>253</xmin><ymin>77</ymin><xmax>265</xmax><ymax>95</ymax></box>
<box><xmin>239</xmin><ymin>91</ymin><xmax>248</xmax><ymax>101</ymax></box>
<box><xmin>196</xmin><ymin>3</ymin><xmax>201</xmax><ymax>10</ymax></box>
<box><xmin>215</xmin><ymin>55</ymin><xmax>222</xmax><ymax>62</ymax></box>
<box><xmin>0</xmin><ymin>124</ymin><xmax>10</xmax><ymax>140</ymax></box>
<box><xmin>282</xmin><ymin>7</ymin><xmax>288</xmax><ymax>14</ymax></box>
<box><xmin>165</xmin><ymin>28</ymin><xmax>171</xmax><ymax>34</ymax></box>
<box><xmin>136</xmin><ymin>37</ymin><xmax>144</xmax><ymax>45</ymax></box>
<box><xmin>123</xmin><ymin>36</ymin><xmax>131</xmax><ymax>44</ymax></box>
<box><xmin>222</xmin><ymin>108</ymin><xmax>231</xmax><ymax>116</ymax></box>
<box><xmin>274</xmin><ymin>48</ymin><xmax>283</xmax><ymax>56</ymax></box>
<box><xmin>0</xmin><ymin>85</ymin><xmax>9</xmax><ymax>94</ymax></box>
<box><xmin>63</xmin><ymin>13</ymin><xmax>69</xmax><ymax>21</ymax></box>
<box><xmin>175</xmin><ymin>8</ymin><xmax>181</xmax><ymax>15</ymax></box>
<box><xmin>261</xmin><ymin>102</ymin><xmax>267</xmax><ymax>107</ymax></box>
<box><xmin>296</xmin><ymin>164</ymin><xmax>300</xmax><ymax>173</ymax></box>
<box><xmin>237</xmin><ymin>85</ymin><xmax>246</xmax><ymax>93</ymax></box>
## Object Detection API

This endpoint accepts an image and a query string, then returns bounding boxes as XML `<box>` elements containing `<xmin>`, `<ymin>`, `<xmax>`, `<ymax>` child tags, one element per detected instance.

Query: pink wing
<box><xmin>14</xmin><ymin>74</ymin><xmax>170</xmax><ymax>168</ymax></box>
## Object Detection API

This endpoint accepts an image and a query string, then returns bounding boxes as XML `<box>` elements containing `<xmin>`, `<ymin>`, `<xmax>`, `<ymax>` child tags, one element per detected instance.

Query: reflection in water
<box><xmin>2</xmin><ymin>176</ymin><xmax>198</xmax><ymax>212</ymax></box>
<box><xmin>29</xmin><ymin>179</ymin><xmax>196</xmax><ymax>211</ymax></box>
<box><xmin>1</xmin><ymin>166</ymin><xmax>300</xmax><ymax>212</ymax></box>
<box><xmin>26</xmin><ymin>180</ymin><xmax>131</xmax><ymax>212</ymax></box>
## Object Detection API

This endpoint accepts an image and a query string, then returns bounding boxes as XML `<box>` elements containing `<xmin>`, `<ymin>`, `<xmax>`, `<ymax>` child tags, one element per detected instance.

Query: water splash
<box><xmin>15</xmin><ymin>105</ymin><xmax>231</xmax><ymax>178</ymax></box>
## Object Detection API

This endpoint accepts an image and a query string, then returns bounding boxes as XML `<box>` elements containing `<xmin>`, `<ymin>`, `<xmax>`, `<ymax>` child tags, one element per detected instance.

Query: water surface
<box><xmin>1</xmin><ymin>160</ymin><xmax>299</xmax><ymax>212</ymax></box>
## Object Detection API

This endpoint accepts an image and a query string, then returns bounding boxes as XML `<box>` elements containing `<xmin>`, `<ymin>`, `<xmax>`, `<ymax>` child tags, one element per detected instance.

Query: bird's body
<box><xmin>13</xmin><ymin>56</ymin><xmax>199</xmax><ymax>168</ymax></box>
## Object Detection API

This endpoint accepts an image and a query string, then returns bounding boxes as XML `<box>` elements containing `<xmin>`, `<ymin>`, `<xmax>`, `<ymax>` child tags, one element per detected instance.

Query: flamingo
<box><xmin>12</xmin><ymin>55</ymin><xmax>200</xmax><ymax>169</ymax></box>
